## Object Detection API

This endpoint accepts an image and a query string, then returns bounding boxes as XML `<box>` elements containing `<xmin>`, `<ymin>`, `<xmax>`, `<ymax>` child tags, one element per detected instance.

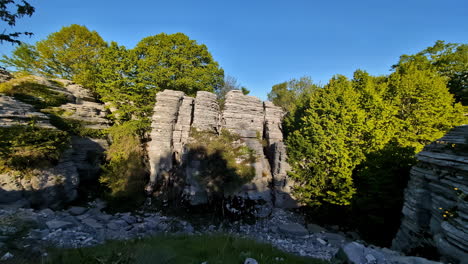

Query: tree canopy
<box><xmin>35</xmin><ymin>24</ymin><xmax>108</xmax><ymax>89</ymax></box>
<box><xmin>133</xmin><ymin>33</ymin><xmax>224</xmax><ymax>97</ymax></box>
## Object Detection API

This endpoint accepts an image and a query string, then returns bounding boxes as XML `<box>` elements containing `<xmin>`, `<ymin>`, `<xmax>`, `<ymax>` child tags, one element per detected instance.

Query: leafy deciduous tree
<box><xmin>35</xmin><ymin>24</ymin><xmax>107</xmax><ymax>89</ymax></box>
<box><xmin>133</xmin><ymin>33</ymin><xmax>224</xmax><ymax>98</ymax></box>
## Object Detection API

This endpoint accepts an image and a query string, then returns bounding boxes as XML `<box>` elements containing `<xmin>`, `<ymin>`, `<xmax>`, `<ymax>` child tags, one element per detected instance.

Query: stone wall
<box><xmin>392</xmin><ymin>125</ymin><xmax>468</xmax><ymax>263</ymax></box>
<box><xmin>147</xmin><ymin>89</ymin><xmax>297</xmax><ymax>209</ymax></box>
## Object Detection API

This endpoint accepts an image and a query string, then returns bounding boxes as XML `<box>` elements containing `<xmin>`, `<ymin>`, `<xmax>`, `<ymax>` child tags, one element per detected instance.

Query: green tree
<box><xmin>35</xmin><ymin>24</ymin><xmax>107</xmax><ymax>89</ymax></box>
<box><xmin>0</xmin><ymin>43</ymin><xmax>39</xmax><ymax>73</ymax></box>
<box><xmin>387</xmin><ymin>60</ymin><xmax>464</xmax><ymax>151</ymax></box>
<box><xmin>0</xmin><ymin>0</ymin><xmax>34</xmax><ymax>44</ymax></box>
<box><xmin>267</xmin><ymin>76</ymin><xmax>318</xmax><ymax>112</ymax></box>
<box><xmin>95</xmin><ymin>42</ymin><xmax>148</xmax><ymax>122</ymax></box>
<box><xmin>395</xmin><ymin>40</ymin><xmax>468</xmax><ymax>104</ymax></box>
<box><xmin>286</xmin><ymin>75</ymin><xmax>367</xmax><ymax>206</ymax></box>
<box><xmin>133</xmin><ymin>33</ymin><xmax>224</xmax><ymax>98</ymax></box>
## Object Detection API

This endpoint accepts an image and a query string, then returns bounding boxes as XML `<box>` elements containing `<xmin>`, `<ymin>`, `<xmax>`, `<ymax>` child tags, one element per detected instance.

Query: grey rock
<box><xmin>335</xmin><ymin>242</ymin><xmax>442</xmax><ymax>264</ymax></box>
<box><xmin>95</xmin><ymin>213</ymin><xmax>112</xmax><ymax>222</ymax></box>
<box><xmin>120</xmin><ymin>214</ymin><xmax>136</xmax><ymax>225</ymax></box>
<box><xmin>244</xmin><ymin>258</ymin><xmax>258</xmax><ymax>264</ymax></box>
<box><xmin>317</xmin><ymin>238</ymin><xmax>327</xmax><ymax>245</ymax></box>
<box><xmin>278</xmin><ymin>223</ymin><xmax>309</xmax><ymax>236</ymax></box>
<box><xmin>307</xmin><ymin>223</ymin><xmax>326</xmax><ymax>233</ymax></box>
<box><xmin>393</xmin><ymin>125</ymin><xmax>468</xmax><ymax>264</ymax></box>
<box><xmin>1</xmin><ymin>252</ymin><xmax>13</xmax><ymax>261</ymax></box>
<box><xmin>81</xmin><ymin>218</ymin><xmax>103</xmax><ymax>229</ymax></box>
<box><xmin>146</xmin><ymin>89</ymin><xmax>297</xmax><ymax>208</ymax></box>
<box><xmin>365</xmin><ymin>254</ymin><xmax>377</xmax><ymax>263</ymax></box>
<box><xmin>0</xmin><ymin>68</ymin><xmax>12</xmax><ymax>83</ymax></box>
<box><xmin>68</xmin><ymin>206</ymin><xmax>88</xmax><ymax>216</ymax></box>
<box><xmin>46</xmin><ymin>220</ymin><xmax>73</xmax><ymax>230</ymax></box>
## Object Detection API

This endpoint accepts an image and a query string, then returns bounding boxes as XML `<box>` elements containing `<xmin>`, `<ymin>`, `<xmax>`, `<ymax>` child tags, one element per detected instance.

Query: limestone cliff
<box><xmin>0</xmin><ymin>75</ymin><xmax>108</xmax><ymax>209</ymax></box>
<box><xmin>393</xmin><ymin>125</ymin><xmax>468</xmax><ymax>263</ymax></box>
<box><xmin>146</xmin><ymin>89</ymin><xmax>296</xmax><ymax>211</ymax></box>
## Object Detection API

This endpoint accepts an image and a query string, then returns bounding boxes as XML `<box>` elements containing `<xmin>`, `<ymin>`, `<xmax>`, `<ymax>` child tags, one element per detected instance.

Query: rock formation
<box><xmin>393</xmin><ymin>125</ymin><xmax>468</xmax><ymax>264</ymax></box>
<box><xmin>147</xmin><ymin>89</ymin><xmax>297</xmax><ymax>211</ymax></box>
<box><xmin>0</xmin><ymin>68</ymin><xmax>12</xmax><ymax>83</ymax></box>
<box><xmin>0</xmin><ymin>76</ymin><xmax>108</xmax><ymax>209</ymax></box>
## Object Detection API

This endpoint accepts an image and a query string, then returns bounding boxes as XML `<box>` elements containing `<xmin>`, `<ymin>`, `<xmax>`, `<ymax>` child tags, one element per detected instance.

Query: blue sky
<box><xmin>2</xmin><ymin>0</ymin><xmax>467</xmax><ymax>99</ymax></box>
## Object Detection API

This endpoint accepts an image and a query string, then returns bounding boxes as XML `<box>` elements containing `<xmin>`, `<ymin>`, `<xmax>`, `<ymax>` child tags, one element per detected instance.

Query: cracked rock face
<box><xmin>147</xmin><ymin>89</ymin><xmax>297</xmax><ymax>210</ymax></box>
<box><xmin>0</xmin><ymin>68</ymin><xmax>12</xmax><ymax>83</ymax></box>
<box><xmin>0</xmin><ymin>77</ymin><xmax>108</xmax><ymax>209</ymax></box>
<box><xmin>392</xmin><ymin>125</ymin><xmax>468</xmax><ymax>264</ymax></box>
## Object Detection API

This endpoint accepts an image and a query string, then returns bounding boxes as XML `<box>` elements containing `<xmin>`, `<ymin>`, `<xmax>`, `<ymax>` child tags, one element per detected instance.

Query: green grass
<box><xmin>46</xmin><ymin>234</ymin><xmax>325</xmax><ymax>264</ymax></box>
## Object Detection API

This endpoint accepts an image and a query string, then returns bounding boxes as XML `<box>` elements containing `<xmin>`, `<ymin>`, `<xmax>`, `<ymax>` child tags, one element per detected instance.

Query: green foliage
<box><xmin>268</xmin><ymin>76</ymin><xmax>319</xmax><ymax>112</ymax></box>
<box><xmin>187</xmin><ymin>129</ymin><xmax>256</xmax><ymax>196</ymax></box>
<box><xmin>352</xmin><ymin>141</ymin><xmax>417</xmax><ymax>245</ymax></box>
<box><xmin>99</xmin><ymin>120</ymin><xmax>149</xmax><ymax>209</ymax></box>
<box><xmin>46</xmin><ymin>234</ymin><xmax>324</xmax><ymax>264</ymax></box>
<box><xmin>286</xmin><ymin>75</ymin><xmax>366</xmax><ymax>206</ymax></box>
<box><xmin>0</xmin><ymin>124</ymin><xmax>70</xmax><ymax>173</ymax></box>
<box><xmin>35</xmin><ymin>24</ymin><xmax>107</xmax><ymax>90</ymax></box>
<box><xmin>95</xmin><ymin>42</ymin><xmax>144</xmax><ymax>122</ymax></box>
<box><xmin>284</xmin><ymin>66</ymin><xmax>463</xmax><ymax>207</ymax></box>
<box><xmin>394</xmin><ymin>40</ymin><xmax>468</xmax><ymax>105</ymax></box>
<box><xmin>0</xmin><ymin>76</ymin><xmax>69</xmax><ymax>109</ymax></box>
<box><xmin>133</xmin><ymin>33</ymin><xmax>224</xmax><ymax>97</ymax></box>
<box><xmin>48</xmin><ymin>114</ymin><xmax>108</xmax><ymax>139</ymax></box>
<box><xmin>0</xmin><ymin>43</ymin><xmax>40</xmax><ymax>73</ymax></box>
<box><xmin>0</xmin><ymin>0</ymin><xmax>35</xmax><ymax>44</ymax></box>
<box><xmin>387</xmin><ymin>60</ymin><xmax>464</xmax><ymax>152</ymax></box>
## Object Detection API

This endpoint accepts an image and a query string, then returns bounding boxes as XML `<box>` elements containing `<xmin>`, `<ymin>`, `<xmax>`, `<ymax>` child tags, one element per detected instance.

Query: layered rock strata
<box><xmin>0</xmin><ymin>76</ymin><xmax>108</xmax><ymax>209</ymax></box>
<box><xmin>0</xmin><ymin>95</ymin><xmax>55</xmax><ymax>128</ymax></box>
<box><xmin>147</xmin><ymin>89</ymin><xmax>297</xmax><ymax>209</ymax></box>
<box><xmin>393</xmin><ymin>125</ymin><xmax>468</xmax><ymax>263</ymax></box>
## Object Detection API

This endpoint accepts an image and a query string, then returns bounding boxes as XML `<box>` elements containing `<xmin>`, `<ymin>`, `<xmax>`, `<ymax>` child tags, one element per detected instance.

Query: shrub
<box><xmin>99</xmin><ymin>120</ymin><xmax>149</xmax><ymax>209</ymax></box>
<box><xmin>0</xmin><ymin>124</ymin><xmax>70</xmax><ymax>173</ymax></box>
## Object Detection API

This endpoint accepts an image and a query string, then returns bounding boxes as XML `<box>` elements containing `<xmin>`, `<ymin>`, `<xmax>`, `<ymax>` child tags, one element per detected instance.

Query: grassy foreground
<box><xmin>46</xmin><ymin>234</ymin><xmax>326</xmax><ymax>264</ymax></box>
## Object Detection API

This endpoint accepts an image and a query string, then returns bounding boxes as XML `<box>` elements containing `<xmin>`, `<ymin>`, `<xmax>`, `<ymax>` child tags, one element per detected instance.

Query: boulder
<box><xmin>46</xmin><ymin>220</ymin><xmax>74</xmax><ymax>230</ymax></box>
<box><xmin>278</xmin><ymin>223</ymin><xmax>309</xmax><ymax>237</ymax></box>
<box><xmin>335</xmin><ymin>242</ymin><xmax>442</xmax><ymax>264</ymax></box>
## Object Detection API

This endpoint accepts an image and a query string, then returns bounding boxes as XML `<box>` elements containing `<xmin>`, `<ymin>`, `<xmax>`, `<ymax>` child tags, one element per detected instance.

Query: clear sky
<box><xmin>2</xmin><ymin>0</ymin><xmax>467</xmax><ymax>99</ymax></box>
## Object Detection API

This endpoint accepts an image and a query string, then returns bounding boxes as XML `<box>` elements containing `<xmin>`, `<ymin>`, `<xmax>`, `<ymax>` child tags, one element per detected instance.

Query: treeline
<box><xmin>1</xmin><ymin>24</ymin><xmax>224</xmax><ymax>123</ymax></box>
<box><xmin>1</xmin><ymin>24</ymin><xmax>226</xmax><ymax>207</ymax></box>
<box><xmin>268</xmin><ymin>40</ymin><xmax>467</xmax><ymax>244</ymax></box>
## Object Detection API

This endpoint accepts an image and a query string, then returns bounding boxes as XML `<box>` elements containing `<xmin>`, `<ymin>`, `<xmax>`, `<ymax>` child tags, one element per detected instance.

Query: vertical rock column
<box><xmin>172</xmin><ymin>96</ymin><xmax>194</xmax><ymax>163</ymax></box>
<box><xmin>222</xmin><ymin>90</ymin><xmax>273</xmax><ymax>202</ymax></box>
<box><xmin>192</xmin><ymin>91</ymin><xmax>220</xmax><ymax>133</ymax></box>
<box><xmin>264</xmin><ymin>101</ymin><xmax>297</xmax><ymax>208</ymax></box>
<box><xmin>147</xmin><ymin>90</ymin><xmax>185</xmax><ymax>189</ymax></box>
<box><xmin>392</xmin><ymin>125</ymin><xmax>468</xmax><ymax>263</ymax></box>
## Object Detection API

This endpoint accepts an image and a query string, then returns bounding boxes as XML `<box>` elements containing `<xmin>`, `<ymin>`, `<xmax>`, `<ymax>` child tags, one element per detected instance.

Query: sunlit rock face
<box><xmin>146</xmin><ymin>89</ymin><xmax>298</xmax><ymax>213</ymax></box>
<box><xmin>393</xmin><ymin>125</ymin><xmax>468</xmax><ymax>264</ymax></box>
<box><xmin>0</xmin><ymin>76</ymin><xmax>108</xmax><ymax>209</ymax></box>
